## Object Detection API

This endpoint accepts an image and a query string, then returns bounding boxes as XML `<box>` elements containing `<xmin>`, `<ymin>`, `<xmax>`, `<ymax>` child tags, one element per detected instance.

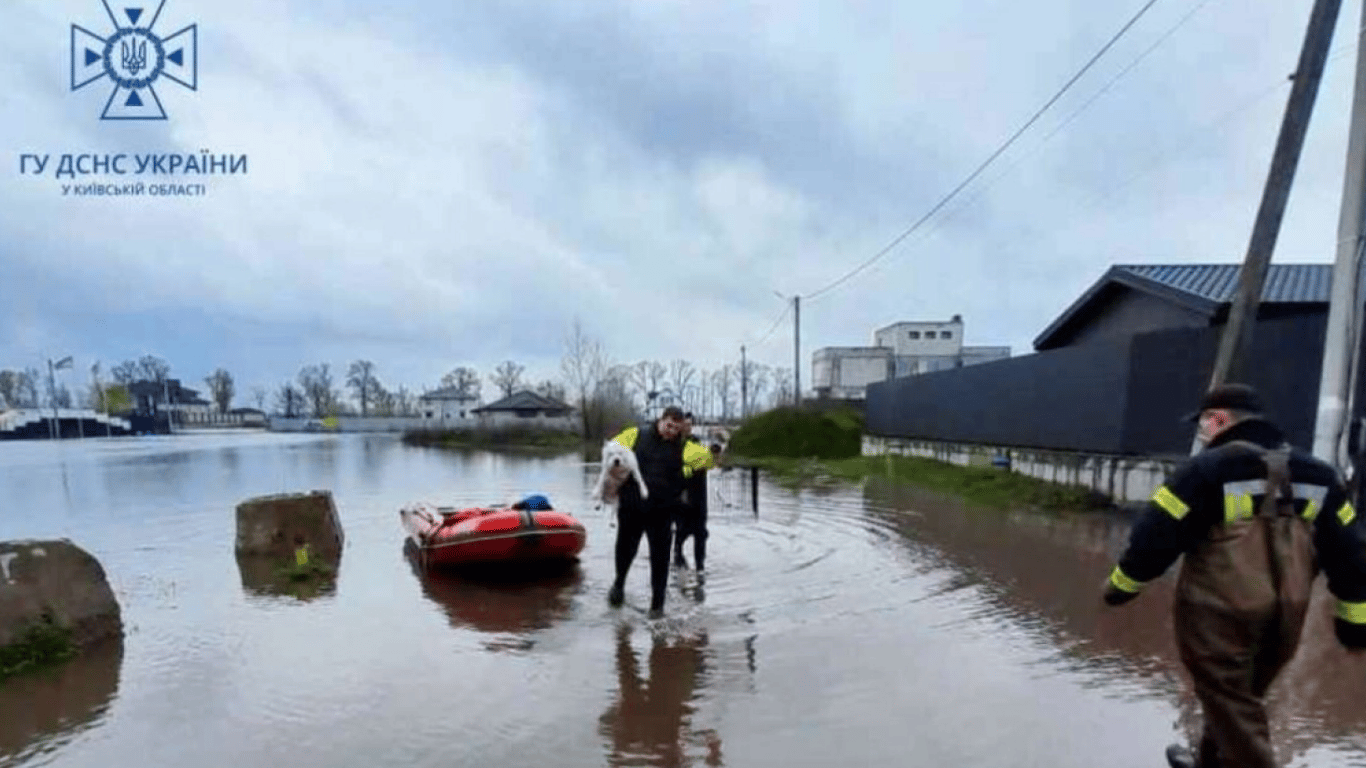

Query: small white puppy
<box><xmin>592</xmin><ymin>440</ymin><xmax>648</xmax><ymax>510</ymax></box>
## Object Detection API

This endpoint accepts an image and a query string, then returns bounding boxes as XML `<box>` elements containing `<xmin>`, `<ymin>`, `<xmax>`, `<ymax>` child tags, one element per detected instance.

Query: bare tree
<box><xmin>745</xmin><ymin>363</ymin><xmax>771</xmax><ymax>417</ymax></box>
<box><xmin>392</xmin><ymin>385</ymin><xmax>418</xmax><ymax>416</ymax></box>
<box><xmin>371</xmin><ymin>384</ymin><xmax>396</xmax><ymax>416</ymax></box>
<box><xmin>490</xmin><ymin>360</ymin><xmax>525</xmax><ymax>399</ymax></box>
<box><xmin>136</xmin><ymin>355</ymin><xmax>170</xmax><ymax>384</ymax></box>
<box><xmin>627</xmin><ymin>361</ymin><xmax>667</xmax><ymax>412</ymax></box>
<box><xmin>712</xmin><ymin>365</ymin><xmax>735</xmax><ymax>421</ymax></box>
<box><xmin>275</xmin><ymin>383</ymin><xmax>307</xmax><ymax>418</ymax></box>
<box><xmin>668</xmin><ymin>359</ymin><xmax>696</xmax><ymax>409</ymax></box>
<box><xmin>534</xmin><ymin>379</ymin><xmax>567</xmax><ymax>402</ymax></box>
<box><xmin>88</xmin><ymin>363</ymin><xmax>104</xmax><ymax>411</ymax></box>
<box><xmin>251</xmin><ymin>386</ymin><xmax>267</xmax><ymax>411</ymax></box>
<box><xmin>0</xmin><ymin>370</ymin><xmax>18</xmax><ymax>409</ymax></box>
<box><xmin>110</xmin><ymin>360</ymin><xmax>138</xmax><ymax>385</ymax></box>
<box><xmin>205</xmin><ymin>368</ymin><xmax>235</xmax><ymax>414</ymax></box>
<box><xmin>18</xmin><ymin>369</ymin><xmax>40</xmax><ymax>408</ymax></box>
<box><xmin>561</xmin><ymin>318</ymin><xmax>609</xmax><ymax>436</ymax></box>
<box><xmin>297</xmin><ymin>364</ymin><xmax>336</xmax><ymax>418</ymax></box>
<box><xmin>346</xmin><ymin>360</ymin><xmax>380</xmax><ymax>416</ymax></box>
<box><xmin>440</xmin><ymin>366</ymin><xmax>482</xmax><ymax>399</ymax></box>
<box><xmin>771</xmin><ymin>366</ymin><xmax>794</xmax><ymax>408</ymax></box>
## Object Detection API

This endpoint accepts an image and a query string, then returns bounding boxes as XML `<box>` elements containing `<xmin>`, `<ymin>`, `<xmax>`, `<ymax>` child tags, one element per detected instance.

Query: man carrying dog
<box><xmin>1101</xmin><ymin>383</ymin><xmax>1366</xmax><ymax>768</ymax></box>
<box><xmin>674</xmin><ymin>413</ymin><xmax>717</xmax><ymax>571</ymax></box>
<box><xmin>607</xmin><ymin>406</ymin><xmax>689</xmax><ymax>616</ymax></box>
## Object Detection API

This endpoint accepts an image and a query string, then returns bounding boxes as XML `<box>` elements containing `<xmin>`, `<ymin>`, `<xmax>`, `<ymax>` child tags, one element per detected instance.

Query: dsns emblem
<box><xmin>71</xmin><ymin>1</ymin><xmax>198</xmax><ymax>120</ymax></box>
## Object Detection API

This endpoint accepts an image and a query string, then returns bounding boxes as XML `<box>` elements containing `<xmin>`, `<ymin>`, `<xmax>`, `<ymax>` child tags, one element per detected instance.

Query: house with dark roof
<box><xmin>472</xmin><ymin>390</ymin><xmax>576</xmax><ymax>431</ymax></box>
<box><xmin>864</xmin><ymin>262</ymin><xmax>1332</xmax><ymax>460</ymax></box>
<box><xmin>417</xmin><ymin>386</ymin><xmax>481</xmax><ymax>424</ymax></box>
<box><xmin>125</xmin><ymin>379</ymin><xmax>214</xmax><ymax>424</ymax></box>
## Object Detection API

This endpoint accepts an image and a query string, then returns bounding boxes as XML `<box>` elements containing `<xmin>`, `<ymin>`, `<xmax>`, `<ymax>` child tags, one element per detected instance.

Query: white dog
<box><xmin>592</xmin><ymin>440</ymin><xmax>648</xmax><ymax>511</ymax></box>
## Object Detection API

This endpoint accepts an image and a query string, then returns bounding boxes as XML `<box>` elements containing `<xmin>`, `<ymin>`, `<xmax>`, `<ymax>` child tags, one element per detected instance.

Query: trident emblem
<box><xmin>70</xmin><ymin>1</ymin><xmax>198</xmax><ymax>120</ymax></box>
<box><xmin>121</xmin><ymin>38</ymin><xmax>148</xmax><ymax>76</ymax></box>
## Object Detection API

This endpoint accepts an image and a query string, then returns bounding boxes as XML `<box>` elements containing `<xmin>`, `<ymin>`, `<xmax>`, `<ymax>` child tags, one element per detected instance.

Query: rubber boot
<box><xmin>1165</xmin><ymin>744</ymin><xmax>1196</xmax><ymax>768</ymax></box>
<box><xmin>607</xmin><ymin>579</ymin><xmax>625</xmax><ymax>607</ymax></box>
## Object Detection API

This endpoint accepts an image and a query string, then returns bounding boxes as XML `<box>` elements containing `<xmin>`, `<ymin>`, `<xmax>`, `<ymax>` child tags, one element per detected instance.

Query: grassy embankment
<box><xmin>725</xmin><ymin>407</ymin><xmax>1108</xmax><ymax>513</ymax></box>
<box><xmin>0</xmin><ymin>612</ymin><xmax>76</xmax><ymax>682</ymax></box>
<box><xmin>402</xmin><ymin>425</ymin><xmax>582</xmax><ymax>452</ymax></box>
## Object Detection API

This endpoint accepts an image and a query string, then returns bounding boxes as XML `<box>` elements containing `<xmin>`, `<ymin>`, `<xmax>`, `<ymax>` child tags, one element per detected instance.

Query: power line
<box><xmin>803</xmin><ymin>0</ymin><xmax>1164</xmax><ymax>302</ymax></box>
<box><xmin>750</xmin><ymin>302</ymin><xmax>791</xmax><ymax>347</ymax></box>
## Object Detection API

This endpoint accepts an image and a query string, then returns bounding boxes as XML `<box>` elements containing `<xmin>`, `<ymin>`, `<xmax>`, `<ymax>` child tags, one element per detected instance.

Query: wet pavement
<box><xmin>0</xmin><ymin>432</ymin><xmax>1362</xmax><ymax>767</ymax></box>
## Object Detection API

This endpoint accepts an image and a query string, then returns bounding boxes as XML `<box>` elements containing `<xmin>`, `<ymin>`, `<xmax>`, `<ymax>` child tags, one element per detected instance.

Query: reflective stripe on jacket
<box><xmin>1106</xmin><ymin>418</ymin><xmax>1366</xmax><ymax>647</ymax></box>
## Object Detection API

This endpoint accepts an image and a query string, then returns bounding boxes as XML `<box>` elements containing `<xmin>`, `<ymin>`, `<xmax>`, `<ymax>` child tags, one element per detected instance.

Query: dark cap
<box><xmin>1183</xmin><ymin>383</ymin><xmax>1265</xmax><ymax>422</ymax></box>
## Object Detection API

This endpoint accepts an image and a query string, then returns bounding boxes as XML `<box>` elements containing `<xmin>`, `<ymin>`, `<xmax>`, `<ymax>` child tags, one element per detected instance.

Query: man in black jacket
<box><xmin>1102</xmin><ymin>383</ymin><xmax>1366</xmax><ymax>768</ymax></box>
<box><xmin>606</xmin><ymin>406</ymin><xmax>687</xmax><ymax>617</ymax></box>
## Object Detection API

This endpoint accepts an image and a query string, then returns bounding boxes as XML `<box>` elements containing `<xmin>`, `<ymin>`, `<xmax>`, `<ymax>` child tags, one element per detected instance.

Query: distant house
<box><xmin>472</xmin><ymin>390</ymin><xmax>576</xmax><ymax>431</ymax></box>
<box><xmin>228</xmin><ymin>407</ymin><xmax>268</xmax><ymax>427</ymax></box>
<box><xmin>418</xmin><ymin>386</ymin><xmax>481</xmax><ymax>424</ymax></box>
<box><xmin>812</xmin><ymin>315</ymin><xmax>1011</xmax><ymax>401</ymax></box>
<box><xmin>125</xmin><ymin>379</ymin><xmax>214</xmax><ymax>424</ymax></box>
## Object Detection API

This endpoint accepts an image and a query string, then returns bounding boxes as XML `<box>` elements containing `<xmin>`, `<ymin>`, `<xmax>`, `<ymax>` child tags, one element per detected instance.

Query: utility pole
<box><xmin>1195</xmin><ymin>0</ymin><xmax>1341</xmax><ymax>455</ymax></box>
<box><xmin>741</xmin><ymin>345</ymin><xmax>748</xmax><ymax>419</ymax></box>
<box><xmin>1314</xmin><ymin>0</ymin><xmax>1366</xmax><ymax>469</ymax></box>
<box><xmin>793</xmin><ymin>295</ymin><xmax>801</xmax><ymax>407</ymax></box>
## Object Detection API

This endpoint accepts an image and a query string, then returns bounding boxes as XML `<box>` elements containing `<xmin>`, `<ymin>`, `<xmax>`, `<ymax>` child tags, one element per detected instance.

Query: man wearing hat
<box><xmin>1101</xmin><ymin>383</ymin><xmax>1366</xmax><ymax>768</ymax></box>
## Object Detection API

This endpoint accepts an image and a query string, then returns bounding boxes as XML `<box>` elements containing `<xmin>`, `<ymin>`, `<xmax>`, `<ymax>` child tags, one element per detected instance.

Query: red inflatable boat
<box><xmin>400</xmin><ymin>500</ymin><xmax>586</xmax><ymax>568</ymax></box>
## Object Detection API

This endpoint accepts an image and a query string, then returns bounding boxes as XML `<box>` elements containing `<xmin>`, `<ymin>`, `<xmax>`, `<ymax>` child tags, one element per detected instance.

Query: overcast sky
<box><xmin>2</xmin><ymin>0</ymin><xmax>1362</xmax><ymax>405</ymax></box>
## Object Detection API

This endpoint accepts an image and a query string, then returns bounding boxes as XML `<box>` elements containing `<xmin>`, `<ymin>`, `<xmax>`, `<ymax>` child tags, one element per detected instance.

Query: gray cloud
<box><xmin>1</xmin><ymin>0</ymin><xmax>1360</xmax><ymax>405</ymax></box>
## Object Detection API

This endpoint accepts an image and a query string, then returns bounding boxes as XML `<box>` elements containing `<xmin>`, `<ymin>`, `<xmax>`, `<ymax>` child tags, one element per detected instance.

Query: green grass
<box><xmin>723</xmin><ymin>406</ymin><xmax>1106</xmax><ymax>512</ymax></box>
<box><xmin>0</xmin><ymin>612</ymin><xmax>76</xmax><ymax>681</ymax></box>
<box><xmin>276</xmin><ymin>558</ymin><xmax>336</xmax><ymax>582</ymax></box>
<box><xmin>730</xmin><ymin>453</ymin><xmax>1108</xmax><ymax>512</ymax></box>
<box><xmin>403</xmin><ymin>426</ymin><xmax>582</xmax><ymax>451</ymax></box>
<box><xmin>726</xmin><ymin>407</ymin><xmax>864</xmax><ymax>460</ymax></box>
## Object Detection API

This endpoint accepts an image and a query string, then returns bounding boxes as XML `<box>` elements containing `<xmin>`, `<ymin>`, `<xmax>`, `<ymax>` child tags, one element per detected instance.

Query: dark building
<box><xmin>124</xmin><ymin>379</ymin><xmax>211</xmax><ymax>415</ymax></box>
<box><xmin>865</xmin><ymin>263</ymin><xmax>1332</xmax><ymax>458</ymax></box>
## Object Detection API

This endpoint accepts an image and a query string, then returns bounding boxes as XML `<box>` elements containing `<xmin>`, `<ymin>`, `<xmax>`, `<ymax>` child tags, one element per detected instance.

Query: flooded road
<box><xmin>0</xmin><ymin>432</ymin><xmax>1363</xmax><ymax>767</ymax></box>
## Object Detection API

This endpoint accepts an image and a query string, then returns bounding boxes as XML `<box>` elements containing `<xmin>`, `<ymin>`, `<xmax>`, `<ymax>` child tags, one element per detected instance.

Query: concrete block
<box><xmin>0</xmin><ymin>540</ymin><xmax>123</xmax><ymax>655</ymax></box>
<box><xmin>235</xmin><ymin>490</ymin><xmax>344</xmax><ymax>559</ymax></box>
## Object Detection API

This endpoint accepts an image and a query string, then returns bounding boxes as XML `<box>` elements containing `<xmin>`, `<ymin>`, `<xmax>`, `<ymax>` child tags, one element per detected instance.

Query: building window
<box><xmin>925</xmin><ymin>331</ymin><xmax>936</xmax><ymax>339</ymax></box>
<box><xmin>908</xmin><ymin>331</ymin><xmax>920</xmax><ymax>339</ymax></box>
<box><xmin>460</xmin><ymin>410</ymin><xmax>465</xmax><ymax>418</ymax></box>
<box><xmin>941</xmin><ymin>331</ymin><xmax>952</xmax><ymax>339</ymax></box>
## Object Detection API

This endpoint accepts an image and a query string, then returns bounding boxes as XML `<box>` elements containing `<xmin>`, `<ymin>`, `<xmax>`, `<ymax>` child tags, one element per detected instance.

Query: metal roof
<box><xmin>1032</xmin><ymin>262</ymin><xmax>1332</xmax><ymax>351</ymax></box>
<box><xmin>1115</xmin><ymin>263</ymin><xmax>1332</xmax><ymax>304</ymax></box>
<box><xmin>473</xmin><ymin>390</ymin><xmax>572</xmax><ymax>413</ymax></box>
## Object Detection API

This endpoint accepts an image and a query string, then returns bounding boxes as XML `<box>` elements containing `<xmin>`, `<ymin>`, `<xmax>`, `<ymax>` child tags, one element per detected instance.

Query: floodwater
<box><xmin>0</xmin><ymin>432</ymin><xmax>1364</xmax><ymax>768</ymax></box>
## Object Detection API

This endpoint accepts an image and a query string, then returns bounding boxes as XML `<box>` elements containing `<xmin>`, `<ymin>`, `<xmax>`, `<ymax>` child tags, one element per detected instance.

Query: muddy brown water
<box><xmin>0</xmin><ymin>432</ymin><xmax>1363</xmax><ymax>767</ymax></box>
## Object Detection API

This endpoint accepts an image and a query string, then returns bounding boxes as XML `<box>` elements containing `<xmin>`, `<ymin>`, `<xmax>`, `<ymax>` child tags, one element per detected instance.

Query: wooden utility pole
<box><xmin>1195</xmin><ymin>0</ymin><xmax>1341</xmax><ymax>455</ymax></box>
<box><xmin>1206</xmin><ymin>0</ymin><xmax>1342</xmax><ymax>391</ymax></box>
<box><xmin>741</xmin><ymin>345</ymin><xmax>748</xmax><ymax>419</ymax></box>
<box><xmin>793</xmin><ymin>296</ymin><xmax>801</xmax><ymax>407</ymax></box>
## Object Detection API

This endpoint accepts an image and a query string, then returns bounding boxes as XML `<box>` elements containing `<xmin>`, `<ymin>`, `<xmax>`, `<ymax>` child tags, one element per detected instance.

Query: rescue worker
<box><xmin>607</xmin><ymin>406</ymin><xmax>688</xmax><ymax>616</ymax></box>
<box><xmin>673</xmin><ymin>414</ymin><xmax>717</xmax><ymax>571</ymax></box>
<box><xmin>1101</xmin><ymin>383</ymin><xmax>1366</xmax><ymax>768</ymax></box>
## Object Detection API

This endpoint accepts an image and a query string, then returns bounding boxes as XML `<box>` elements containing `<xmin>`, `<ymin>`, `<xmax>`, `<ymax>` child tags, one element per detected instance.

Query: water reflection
<box><xmin>599</xmin><ymin>625</ymin><xmax>723</xmax><ymax>768</ymax></box>
<box><xmin>859</xmin><ymin>475</ymin><xmax>1366</xmax><ymax>759</ymax></box>
<box><xmin>0</xmin><ymin>637</ymin><xmax>123</xmax><ymax>766</ymax></box>
<box><xmin>404</xmin><ymin>542</ymin><xmax>582</xmax><ymax>648</ymax></box>
<box><xmin>236</xmin><ymin>554</ymin><xmax>338</xmax><ymax>603</ymax></box>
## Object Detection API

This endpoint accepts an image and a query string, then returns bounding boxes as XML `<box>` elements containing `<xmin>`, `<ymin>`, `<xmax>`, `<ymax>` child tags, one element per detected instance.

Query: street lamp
<box><xmin>47</xmin><ymin>355</ymin><xmax>73</xmax><ymax>440</ymax></box>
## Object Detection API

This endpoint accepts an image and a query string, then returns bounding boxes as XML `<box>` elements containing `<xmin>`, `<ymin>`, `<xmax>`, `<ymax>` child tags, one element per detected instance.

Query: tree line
<box><xmin>0</xmin><ymin>324</ymin><xmax>795</xmax><ymax>428</ymax></box>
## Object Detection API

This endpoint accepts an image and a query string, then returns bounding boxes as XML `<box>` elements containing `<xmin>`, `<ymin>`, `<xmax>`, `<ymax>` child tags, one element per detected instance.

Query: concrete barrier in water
<box><xmin>235</xmin><ymin>490</ymin><xmax>345</xmax><ymax>560</ymax></box>
<box><xmin>0</xmin><ymin>540</ymin><xmax>123</xmax><ymax>675</ymax></box>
